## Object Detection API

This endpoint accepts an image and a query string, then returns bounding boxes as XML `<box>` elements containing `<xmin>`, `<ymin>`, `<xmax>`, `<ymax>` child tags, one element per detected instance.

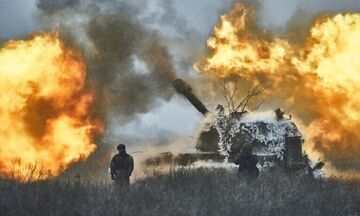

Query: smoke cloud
<box><xmin>36</xmin><ymin>0</ymin><xmax>176</xmax><ymax>125</ymax></box>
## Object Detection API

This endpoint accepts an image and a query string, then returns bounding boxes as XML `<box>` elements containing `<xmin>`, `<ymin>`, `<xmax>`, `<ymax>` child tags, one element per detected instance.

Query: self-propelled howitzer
<box><xmin>172</xmin><ymin>78</ymin><xmax>324</xmax><ymax>176</ymax></box>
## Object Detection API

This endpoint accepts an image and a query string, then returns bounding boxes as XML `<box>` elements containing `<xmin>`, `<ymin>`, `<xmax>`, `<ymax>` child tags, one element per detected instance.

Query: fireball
<box><xmin>0</xmin><ymin>32</ymin><xmax>102</xmax><ymax>180</ymax></box>
<box><xmin>195</xmin><ymin>3</ymin><xmax>360</xmax><ymax>174</ymax></box>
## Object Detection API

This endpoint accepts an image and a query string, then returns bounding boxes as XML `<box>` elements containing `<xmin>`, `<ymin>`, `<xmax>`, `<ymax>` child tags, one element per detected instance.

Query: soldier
<box><xmin>110</xmin><ymin>144</ymin><xmax>134</xmax><ymax>187</ymax></box>
<box><xmin>234</xmin><ymin>143</ymin><xmax>259</xmax><ymax>180</ymax></box>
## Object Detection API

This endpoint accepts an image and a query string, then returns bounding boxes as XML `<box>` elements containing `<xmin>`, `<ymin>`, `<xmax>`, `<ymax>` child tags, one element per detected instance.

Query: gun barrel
<box><xmin>173</xmin><ymin>79</ymin><xmax>209</xmax><ymax>115</ymax></box>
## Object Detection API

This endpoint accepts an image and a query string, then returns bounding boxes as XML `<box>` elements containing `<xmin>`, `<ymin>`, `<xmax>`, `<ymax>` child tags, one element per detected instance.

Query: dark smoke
<box><xmin>37</xmin><ymin>0</ymin><xmax>176</xmax><ymax>125</ymax></box>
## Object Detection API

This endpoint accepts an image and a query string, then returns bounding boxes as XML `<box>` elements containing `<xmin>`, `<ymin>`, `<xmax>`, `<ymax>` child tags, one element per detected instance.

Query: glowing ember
<box><xmin>0</xmin><ymin>32</ymin><xmax>102</xmax><ymax>180</ymax></box>
<box><xmin>195</xmin><ymin>3</ymin><xmax>360</xmax><ymax>173</ymax></box>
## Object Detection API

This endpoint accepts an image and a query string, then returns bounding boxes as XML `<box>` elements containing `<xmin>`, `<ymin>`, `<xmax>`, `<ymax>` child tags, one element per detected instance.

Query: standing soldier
<box><xmin>110</xmin><ymin>144</ymin><xmax>134</xmax><ymax>187</ymax></box>
<box><xmin>234</xmin><ymin>143</ymin><xmax>259</xmax><ymax>180</ymax></box>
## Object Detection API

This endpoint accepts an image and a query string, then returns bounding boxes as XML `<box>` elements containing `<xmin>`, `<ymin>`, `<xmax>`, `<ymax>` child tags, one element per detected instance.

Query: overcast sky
<box><xmin>1</xmin><ymin>0</ymin><xmax>360</xmax><ymax>142</ymax></box>
<box><xmin>0</xmin><ymin>0</ymin><xmax>38</xmax><ymax>39</ymax></box>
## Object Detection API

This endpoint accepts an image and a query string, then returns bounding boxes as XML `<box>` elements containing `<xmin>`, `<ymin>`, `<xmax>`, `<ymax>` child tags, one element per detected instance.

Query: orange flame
<box><xmin>195</xmin><ymin>3</ymin><xmax>360</xmax><ymax>173</ymax></box>
<box><xmin>0</xmin><ymin>32</ymin><xmax>102</xmax><ymax>180</ymax></box>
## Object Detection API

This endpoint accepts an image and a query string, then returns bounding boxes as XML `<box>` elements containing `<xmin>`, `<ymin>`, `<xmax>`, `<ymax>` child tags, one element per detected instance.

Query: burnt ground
<box><xmin>0</xmin><ymin>168</ymin><xmax>360</xmax><ymax>216</ymax></box>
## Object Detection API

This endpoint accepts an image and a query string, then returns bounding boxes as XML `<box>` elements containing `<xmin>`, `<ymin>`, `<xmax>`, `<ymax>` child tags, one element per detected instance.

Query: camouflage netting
<box><xmin>197</xmin><ymin>108</ymin><xmax>301</xmax><ymax>159</ymax></box>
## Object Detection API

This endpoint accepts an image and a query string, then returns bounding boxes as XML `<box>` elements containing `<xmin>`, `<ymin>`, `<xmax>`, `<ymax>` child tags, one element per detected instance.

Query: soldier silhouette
<box><xmin>110</xmin><ymin>144</ymin><xmax>134</xmax><ymax>187</ymax></box>
<box><xmin>234</xmin><ymin>143</ymin><xmax>259</xmax><ymax>180</ymax></box>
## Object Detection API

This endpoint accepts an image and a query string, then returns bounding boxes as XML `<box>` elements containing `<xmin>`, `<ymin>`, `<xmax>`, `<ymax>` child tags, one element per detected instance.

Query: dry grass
<box><xmin>0</xmin><ymin>168</ymin><xmax>360</xmax><ymax>216</ymax></box>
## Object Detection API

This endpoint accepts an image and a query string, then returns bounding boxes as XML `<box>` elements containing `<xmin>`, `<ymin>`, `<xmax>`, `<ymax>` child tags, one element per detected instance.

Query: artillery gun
<box><xmin>145</xmin><ymin>79</ymin><xmax>324</xmax><ymax>176</ymax></box>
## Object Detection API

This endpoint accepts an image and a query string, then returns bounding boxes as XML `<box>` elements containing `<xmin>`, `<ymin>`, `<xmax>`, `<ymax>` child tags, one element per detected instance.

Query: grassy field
<box><xmin>0</xmin><ymin>168</ymin><xmax>360</xmax><ymax>216</ymax></box>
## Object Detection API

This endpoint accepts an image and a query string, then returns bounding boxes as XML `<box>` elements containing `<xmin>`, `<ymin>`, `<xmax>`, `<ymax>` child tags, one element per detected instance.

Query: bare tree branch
<box><xmin>219</xmin><ymin>77</ymin><xmax>265</xmax><ymax>115</ymax></box>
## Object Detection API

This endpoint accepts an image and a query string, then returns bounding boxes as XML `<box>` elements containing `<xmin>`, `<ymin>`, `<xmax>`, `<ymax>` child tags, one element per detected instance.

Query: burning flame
<box><xmin>195</xmin><ymin>3</ymin><xmax>360</xmax><ymax>173</ymax></box>
<box><xmin>0</xmin><ymin>32</ymin><xmax>102</xmax><ymax>180</ymax></box>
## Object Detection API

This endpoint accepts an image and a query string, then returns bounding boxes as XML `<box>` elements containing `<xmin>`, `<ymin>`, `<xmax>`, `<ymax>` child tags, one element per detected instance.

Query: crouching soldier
<box><xmin>110</xmin><ymin>144</ymin><xmax>134</xmax><ymax>187</ymax></box>
<box><xmin>234</xmin><ymin>143</ymin><xmax>259</xmax><ymax>180</ymax></box>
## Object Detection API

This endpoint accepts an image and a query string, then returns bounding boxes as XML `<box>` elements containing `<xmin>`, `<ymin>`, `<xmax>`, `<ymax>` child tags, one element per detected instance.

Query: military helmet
<box><xmin>117</xmin><ymin>144</ymin><xmax>126</xmax><ymax>151</ymax></box>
